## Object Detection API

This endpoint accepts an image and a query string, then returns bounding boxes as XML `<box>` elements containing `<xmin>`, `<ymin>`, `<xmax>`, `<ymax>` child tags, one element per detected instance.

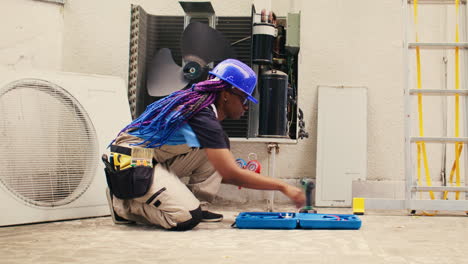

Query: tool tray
<box><xmin>235</xmin><ymin>212</ymin><xmax>361</xmax><ymax>230</ymax></box>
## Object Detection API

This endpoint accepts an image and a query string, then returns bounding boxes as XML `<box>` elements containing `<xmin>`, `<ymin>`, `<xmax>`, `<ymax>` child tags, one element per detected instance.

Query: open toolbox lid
<box><xmin>235</xmin><ymin>212</ymin><xmax>362</xmax><ymax>230</ymax></box>
<box><xmin>296</xmin><ymin>213</ymin><xmax>361</xmax><ymax>229</ymax></box>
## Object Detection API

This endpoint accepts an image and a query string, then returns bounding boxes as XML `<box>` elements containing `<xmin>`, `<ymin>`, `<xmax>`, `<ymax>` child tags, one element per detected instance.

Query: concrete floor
<box><xmin>0</xmin><ymin>205</ymin><xmax>467</xmax><ymax>264</ymax></box>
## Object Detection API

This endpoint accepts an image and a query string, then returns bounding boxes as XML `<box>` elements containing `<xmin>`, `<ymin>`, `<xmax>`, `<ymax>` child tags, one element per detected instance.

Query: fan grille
<box><xmin>0</xmin><ymin>79</ymin><xmax>98</xmax><ymax>207</ymax></box>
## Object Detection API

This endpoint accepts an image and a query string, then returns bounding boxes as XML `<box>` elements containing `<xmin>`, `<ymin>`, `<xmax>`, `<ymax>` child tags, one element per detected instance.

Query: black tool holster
<box><xmin>101</xmin><ymin>150</ymin><xmax>154</xmax><ymax>200</ymax></box>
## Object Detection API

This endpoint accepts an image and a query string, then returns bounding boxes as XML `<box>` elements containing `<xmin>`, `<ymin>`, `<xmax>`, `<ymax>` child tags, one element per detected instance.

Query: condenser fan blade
<box><xmin>181</xmin><ymin>22</ymin><xmax>234</xmax><ymax>66</ymax></box>
<box><xmin>147</xmin><ymin>48</ymin><xmax>189</xmax><ymax>97</ymax></box>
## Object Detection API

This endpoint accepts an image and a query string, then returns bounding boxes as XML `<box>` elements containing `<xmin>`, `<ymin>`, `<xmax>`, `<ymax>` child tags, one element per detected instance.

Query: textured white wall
<box><xmin>0</xmin><ymin>0</ymin><xmax>63</xmax><ymax>71</ymax></box>
<box><xmin>2</xmin><ymin>0</ymin><xmax>464</xmax><ymax>205</ymax></box>
<box><xmin>301</xmin><ymin>0</ymin><xmax>405</xmax><ymax>182</ymax></box>
<box><xmin>62</xmin><ymin>0</ymin><xmax>253</xmax><ymax>79</ymax></box>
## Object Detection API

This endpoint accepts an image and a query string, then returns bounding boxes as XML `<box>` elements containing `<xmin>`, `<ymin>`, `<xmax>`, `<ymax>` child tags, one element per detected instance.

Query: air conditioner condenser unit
<box><xmin>0</xmin><ymin>70</ymin><xmax>131</xmax><ymax>226</ymax></box>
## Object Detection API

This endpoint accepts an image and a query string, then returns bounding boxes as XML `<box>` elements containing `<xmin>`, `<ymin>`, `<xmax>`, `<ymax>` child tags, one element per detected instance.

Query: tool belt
<box><xmin>101</xmin><ymin>145</ymin><xmax>155</xmax><ymax>200</ymax></box>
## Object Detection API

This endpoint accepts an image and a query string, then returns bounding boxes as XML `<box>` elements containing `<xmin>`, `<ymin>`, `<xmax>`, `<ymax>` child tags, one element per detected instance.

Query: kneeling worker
<box><xmin>104</xmin><ymin>59</ymin><xmax>306</xmax><ymax>231</ymax></box>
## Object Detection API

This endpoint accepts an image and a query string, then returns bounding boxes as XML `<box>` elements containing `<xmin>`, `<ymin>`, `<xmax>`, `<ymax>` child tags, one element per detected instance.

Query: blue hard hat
<box><xmin>209</xmin><ymin>59</ymin><xmax>258</xmax><ymax>104</ymax></box>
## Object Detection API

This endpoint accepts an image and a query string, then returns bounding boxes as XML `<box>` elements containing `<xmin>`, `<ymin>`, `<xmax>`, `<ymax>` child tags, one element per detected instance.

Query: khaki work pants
<box><xmin>111</xmin><ymin>134</ymin><xmax>222</xmax><ymax>229</ymax></box>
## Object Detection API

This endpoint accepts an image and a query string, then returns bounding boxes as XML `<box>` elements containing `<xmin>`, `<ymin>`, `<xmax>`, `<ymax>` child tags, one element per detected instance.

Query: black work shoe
<box><xmin>201</xmin><ymin>210</ymin><xmax>223</xmax><ymax>222</ymax></box>
<box><xmin>105</xmin><ymin>188</ymin><xmax>134</xmax><ymax>224</ymax></box>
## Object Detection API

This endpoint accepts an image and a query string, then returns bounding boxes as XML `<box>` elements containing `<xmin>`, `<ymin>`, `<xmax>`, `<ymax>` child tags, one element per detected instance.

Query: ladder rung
<box><xmin>408</xmin><ymin>0</ymin><xmax>466</xmax><ymax>4</ymax></box>
<box><xmin>412</xmin><ymin>186</ymin><xmax>468</xmax><ymax>192</ymax></box>
<box><xmin>409</xmin><ymin>89</ymin><xmax>468</xmax><ymax>96</ymax></box>
<box><xmin>408</xmin><ymin>42</ymin><xmax>468</xmax><ymax>49</ymax></box>
<box><xmin>410</xmin><ymin>137</ymin><xmax>468</xmax><ymax>143</ymax></box>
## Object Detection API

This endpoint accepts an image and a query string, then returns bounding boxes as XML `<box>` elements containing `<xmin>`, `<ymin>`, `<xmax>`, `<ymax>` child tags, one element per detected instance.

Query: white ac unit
<box><xmin>0</xmin><ymin>70</ymin><xmax>131</xmax><ymax>226</ymax></box>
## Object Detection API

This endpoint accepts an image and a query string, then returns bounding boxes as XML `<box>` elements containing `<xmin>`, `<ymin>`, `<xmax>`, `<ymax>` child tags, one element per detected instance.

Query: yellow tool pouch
<box><xmin>102</xmin><ymin>145</ymin><xmax>155</xmax><ymax>200</ymax></box>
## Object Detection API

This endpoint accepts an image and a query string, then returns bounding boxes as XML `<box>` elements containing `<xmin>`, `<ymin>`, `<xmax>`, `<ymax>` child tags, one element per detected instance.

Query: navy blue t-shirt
<box><xmin>188</xmin><ymin>106</ymin><xmax>230</xmax><ymax>149</ymax></box>
<box><xmin>128</xmin><ymin>105</ymin><xmax>229</xmax><ymax>149</ymax></box>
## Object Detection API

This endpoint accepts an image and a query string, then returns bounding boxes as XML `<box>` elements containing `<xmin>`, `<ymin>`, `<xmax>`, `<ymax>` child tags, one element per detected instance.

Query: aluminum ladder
<box><xmin>354</xmin><ymin>0</ymin><xmax>468</xmax><ymax>214</ymax></box>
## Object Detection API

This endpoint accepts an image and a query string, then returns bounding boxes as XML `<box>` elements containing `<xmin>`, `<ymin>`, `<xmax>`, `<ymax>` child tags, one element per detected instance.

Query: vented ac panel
<box><xmin>128</xmin><ymin>5</ymin><xmax>252</xmax><ymax>137</ymax></box>
<box><xmin>0</xmin><ymin>79</ymin><xmax>98</xmax><ymax>208</ymax></box>
<box><xmin>0</xmin><ymin>70</ymin><xmax>131</xmax><ymax>226</ymax></box>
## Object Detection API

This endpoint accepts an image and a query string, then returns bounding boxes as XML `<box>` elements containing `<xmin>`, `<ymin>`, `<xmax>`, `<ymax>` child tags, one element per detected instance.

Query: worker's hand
<box><xmin>282</xmin><ymin>185</ymin><xmax>306</xmax><ymax>208</ymax></box>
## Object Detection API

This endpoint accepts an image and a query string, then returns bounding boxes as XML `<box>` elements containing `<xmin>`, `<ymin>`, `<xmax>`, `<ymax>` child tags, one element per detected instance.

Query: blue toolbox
<box><xmin>234</xmin><ymin>212</ymin><xmax>362</xmax><ymax>230</ymax></box>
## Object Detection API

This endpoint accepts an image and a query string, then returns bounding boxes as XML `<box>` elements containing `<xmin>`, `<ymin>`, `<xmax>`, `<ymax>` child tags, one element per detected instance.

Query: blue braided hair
<box><xmin>115</xmin><ymin>77</ymin><xmax>231</xmax><ymax>148</ymax></box>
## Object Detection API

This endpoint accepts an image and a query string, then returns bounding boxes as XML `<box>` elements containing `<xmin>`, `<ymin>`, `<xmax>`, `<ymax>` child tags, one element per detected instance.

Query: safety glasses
<box><xmin>229</xmin><ymin>88</ymin><xmax>249</xmax><ymax>106</ymax></box>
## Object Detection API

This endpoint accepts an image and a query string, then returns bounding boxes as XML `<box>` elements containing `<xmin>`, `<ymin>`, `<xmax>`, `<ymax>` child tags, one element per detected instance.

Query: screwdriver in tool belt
<box><xmin>101</xmin><ymin>154</ymin><xmax>116</xmax><ymax>172</ymax></box>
